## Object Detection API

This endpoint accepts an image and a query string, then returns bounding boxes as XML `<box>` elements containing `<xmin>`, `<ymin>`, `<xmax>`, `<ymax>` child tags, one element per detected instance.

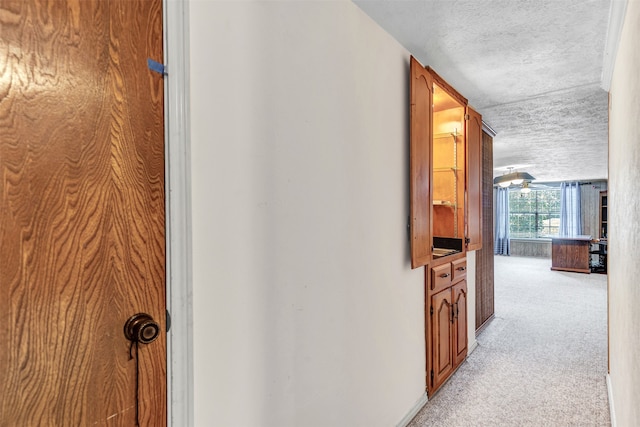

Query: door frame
<box><xmin>164</xmin><ymin>0</ymin><xmax>193</xmax><ymax>425</ymax></box>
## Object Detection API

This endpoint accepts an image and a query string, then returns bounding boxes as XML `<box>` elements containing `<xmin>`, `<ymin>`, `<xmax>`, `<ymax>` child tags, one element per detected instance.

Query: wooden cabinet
<box><xmin>410</xmin><ymin>56</ymin><xmax>483</xmax><ymax>269</ymax></box>
<box><xmin>427</xmin><ymin>257</ymin><xmax>468</xmax><ymax>395</ymax></box>
<box><xmin>551</xmin><ymin>236</ymin><xmax>592</xmax><ymax>274</ymax></box>
<box><xmin>451</xmin><ymin>258</ymin><xmax>467</xmax><ymax>283</ymax></box>
<box><xmin>410</xmin><ymin>56</ymin><xmax>479</xmax><ymax>395</ymax></box>
<box><xmin>431</xmin><ymin>263</ymin><xmax>452</xmax><ymax>293</ymax></box>
<box><xmin>600</xmin><ymin>191</ymin><xmax>608</xmax><ymax>238</ymax></box>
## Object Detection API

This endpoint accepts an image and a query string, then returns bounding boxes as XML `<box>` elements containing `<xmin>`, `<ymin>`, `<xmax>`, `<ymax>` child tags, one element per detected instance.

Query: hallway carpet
<box><xmin>409</xmin><ymin>255</ymin><xmax>610</xmax><ymax>427</ymax></box>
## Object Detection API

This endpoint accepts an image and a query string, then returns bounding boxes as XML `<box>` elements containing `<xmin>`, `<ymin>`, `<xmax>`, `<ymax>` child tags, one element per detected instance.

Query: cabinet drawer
<box><xmin>431</xmin><ymin>263</ymin><xmax>452</xmax><ymax>292</ymax></box>
<box><xmin>452</xmin><ymin>258</ymin><xmax>467</xmax><ymax>283</ymax></box>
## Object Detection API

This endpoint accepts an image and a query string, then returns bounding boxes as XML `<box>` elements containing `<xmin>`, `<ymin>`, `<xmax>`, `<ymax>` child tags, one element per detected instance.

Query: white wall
<box><xmin>188</xmin><ymin>1</ymin><xmax>426</xmax><ymax>425</ymax></box>
<box><xmin>608</xmin><ymin>0</ymin><xmax>640</xmax><ymax>424</ymax></box>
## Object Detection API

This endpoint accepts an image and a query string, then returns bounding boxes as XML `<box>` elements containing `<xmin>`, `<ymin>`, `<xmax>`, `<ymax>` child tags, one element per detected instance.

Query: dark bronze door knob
<box><xmin>124</xmin><ymin>313</ymin><xmax>160</xmax><ymax>345</ymax></box>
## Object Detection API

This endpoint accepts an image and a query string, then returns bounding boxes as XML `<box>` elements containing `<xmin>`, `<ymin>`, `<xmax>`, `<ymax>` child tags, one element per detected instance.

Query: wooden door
<box><xmin>409</xmin><ymin>56</ymin><xmax>433</xmax><ymax>268</ymax></box>
<box><xmin>453</xmin><ymin>281</ymin><xmax>468</xmax><ymax>366</ymax></box>
<box><xmin>431</xmin><ymin>288</ymin><xmax>453</xmax><ymax>391</ymax></box>
<box><xmin>465</xmin><ymin>106</ymin><xmax>482</xmax><ymax>251</ymax></box>
<box><xmin>0</xmin><ymin>1</ymin><xmax>166</xmax><ymax>425</ymax></box>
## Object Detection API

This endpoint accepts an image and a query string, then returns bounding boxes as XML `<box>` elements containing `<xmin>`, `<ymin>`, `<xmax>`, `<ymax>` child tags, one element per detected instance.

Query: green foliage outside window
<box><xmin>509</xmin><ymin>188</ymin><xmax>561</xmax><ymax>238</ymax></box>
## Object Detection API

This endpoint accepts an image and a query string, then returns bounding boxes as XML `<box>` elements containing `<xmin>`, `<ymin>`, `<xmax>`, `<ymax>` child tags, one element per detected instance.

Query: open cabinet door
<box><xmin>410</xmin><ymin>57</ymin><xmax>433</xmax><ymax>268</ymax></box>
<box><xmin>465</xmin><ymin>106</ymin><xmax>483</xmax><ymax>251</ymax></box>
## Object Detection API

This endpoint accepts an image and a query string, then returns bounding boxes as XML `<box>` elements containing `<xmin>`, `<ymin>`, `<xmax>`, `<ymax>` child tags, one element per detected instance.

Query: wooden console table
<box><xmin>551</xmin><ymin>235</ymin><xmax>592</xmax><ymax>274</ymax></box>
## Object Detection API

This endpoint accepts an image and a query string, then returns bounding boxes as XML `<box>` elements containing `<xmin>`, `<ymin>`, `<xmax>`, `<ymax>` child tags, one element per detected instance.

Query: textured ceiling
<box><xmin>354</xmin><ymin>0</ymin><xmax>610</xmax><ymax>182</ymax></box>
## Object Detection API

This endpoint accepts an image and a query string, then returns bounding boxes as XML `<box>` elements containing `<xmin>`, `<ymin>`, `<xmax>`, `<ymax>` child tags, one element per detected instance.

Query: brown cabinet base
<box><xmin>426</xmin><ymin>255</ymin><xmax>467</xmax><ymax>396</ymax></box>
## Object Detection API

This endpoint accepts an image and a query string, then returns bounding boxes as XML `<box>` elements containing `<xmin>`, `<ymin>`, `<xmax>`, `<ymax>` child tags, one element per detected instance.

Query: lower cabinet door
<box><xmin>453</xmin><ymin>280</ymin><xmax>468</xmax><ymax>366</ymax></box>
<box><xmin>431</xmin><ymin>288</ymin><xmax>454</xmax><ymax>391</ymax></box>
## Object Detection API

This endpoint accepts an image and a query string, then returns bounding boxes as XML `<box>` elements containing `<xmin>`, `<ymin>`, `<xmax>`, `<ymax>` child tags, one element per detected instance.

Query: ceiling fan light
<box><xmin>494</xmin><ymin>170</ymin><xmax>536</xmax><ymax>187</ymax></box>
<box><xmin>521</xmin><ymin>187</ymin><xmax>531</xmax><ymax>194</ymax></box>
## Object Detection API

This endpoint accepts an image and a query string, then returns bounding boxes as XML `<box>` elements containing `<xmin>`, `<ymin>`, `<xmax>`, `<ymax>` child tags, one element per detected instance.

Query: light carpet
<box><xmin>408</xmin><ymin>255</ymin><xmax>610</xmax><ymax>427</ymax></box>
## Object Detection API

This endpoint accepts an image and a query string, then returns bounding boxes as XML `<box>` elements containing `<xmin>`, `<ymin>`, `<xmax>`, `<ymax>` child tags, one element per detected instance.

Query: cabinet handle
<box><xmin>457</xmin><ymin>267</ymin><xmax>466</xmax><ymax>271</ymax></box>
<box><xmin>440</xmin><ymin>273</ymin><xmax>450</xmax><ymax>278</ymax></box>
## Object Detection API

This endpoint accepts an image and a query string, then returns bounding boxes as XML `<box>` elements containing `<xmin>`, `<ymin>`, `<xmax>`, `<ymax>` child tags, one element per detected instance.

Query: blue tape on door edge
<box><xmin>147</xmin><ymin>58</ymin><xmax>166</xmax><ymax>75</ymax></box>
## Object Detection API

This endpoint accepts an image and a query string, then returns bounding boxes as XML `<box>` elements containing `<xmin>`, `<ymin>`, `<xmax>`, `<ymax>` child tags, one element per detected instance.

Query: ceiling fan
<box><xmin>493</xmin><ymin>167</ymin><xmax>536</xmax><ymax>192</ymax></box>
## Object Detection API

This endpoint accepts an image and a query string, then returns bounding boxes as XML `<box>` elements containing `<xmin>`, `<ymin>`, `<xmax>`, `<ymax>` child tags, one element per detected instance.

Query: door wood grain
<box><xmin>465</xmin><ymin>106</ymin><xmax>482</xmax><ymax>251</ymax></box>
<box><xmin>409</xmin><ymin>56</ymin><xmax>433</xmax><ymax>268</ymax></box>
<box><xmin>0</xmin><ymin>0</ymin><xmax>166</xmax><ymax>425</ymax></box>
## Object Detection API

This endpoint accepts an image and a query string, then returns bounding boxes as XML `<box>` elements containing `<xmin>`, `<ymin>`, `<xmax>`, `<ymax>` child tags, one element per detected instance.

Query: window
<box><xmin>509</xmin><ymin>188</ymin><xmax>561</xmax><ymax>238</ymax></box>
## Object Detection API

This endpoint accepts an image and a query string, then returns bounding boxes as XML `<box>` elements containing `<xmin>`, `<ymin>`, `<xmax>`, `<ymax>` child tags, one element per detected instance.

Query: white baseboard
<box><xmin>468</xmin><ymin>339</ymin><xmax>478</xmax><ymax>354</ymax></box>
<box><xmin>606</xmin><ymin>374</ymin><xmax>616</xmax><ymax>427</ymax></box>
<box><xmin>396</xmin><ymin>392</ymin><xmax>428</xmax><ymax>427</ymax></box>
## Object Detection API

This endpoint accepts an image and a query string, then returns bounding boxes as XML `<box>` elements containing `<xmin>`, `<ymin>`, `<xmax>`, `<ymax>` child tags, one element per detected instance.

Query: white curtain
<box><xmin>560</xmin><ymin>182</ymin><xmax>582</xmax><ymax>236</ymax></box>
<box><xmin>494</xmin><ymin>187</ymin><xmax>510</xmax><ymax>255</ymax></box>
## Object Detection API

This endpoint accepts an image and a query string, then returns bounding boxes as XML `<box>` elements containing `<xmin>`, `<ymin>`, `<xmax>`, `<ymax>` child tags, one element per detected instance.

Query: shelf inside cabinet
<box><xmin>432</xmin><ymin>127</ymin><xmax>463</xmax><ymax>239</ymax></box>
<box><xmin>434</xmin><ymin>132</ymin><xmax>462</xmax><ymax>141</ymax></box>
<box><xmin>599</xmin><ymin>191</ymin><xmax>608</xmax><ymax>239</ymax></box>
<box><xmin>432</xmin><ymin>248</ymin><xmax>459</xmax><ymax>258</ymax></box>
<box><xmin>433</xmin><ymin>200</ymin><xmax>456</xmax><ymax>208</ymax></box>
